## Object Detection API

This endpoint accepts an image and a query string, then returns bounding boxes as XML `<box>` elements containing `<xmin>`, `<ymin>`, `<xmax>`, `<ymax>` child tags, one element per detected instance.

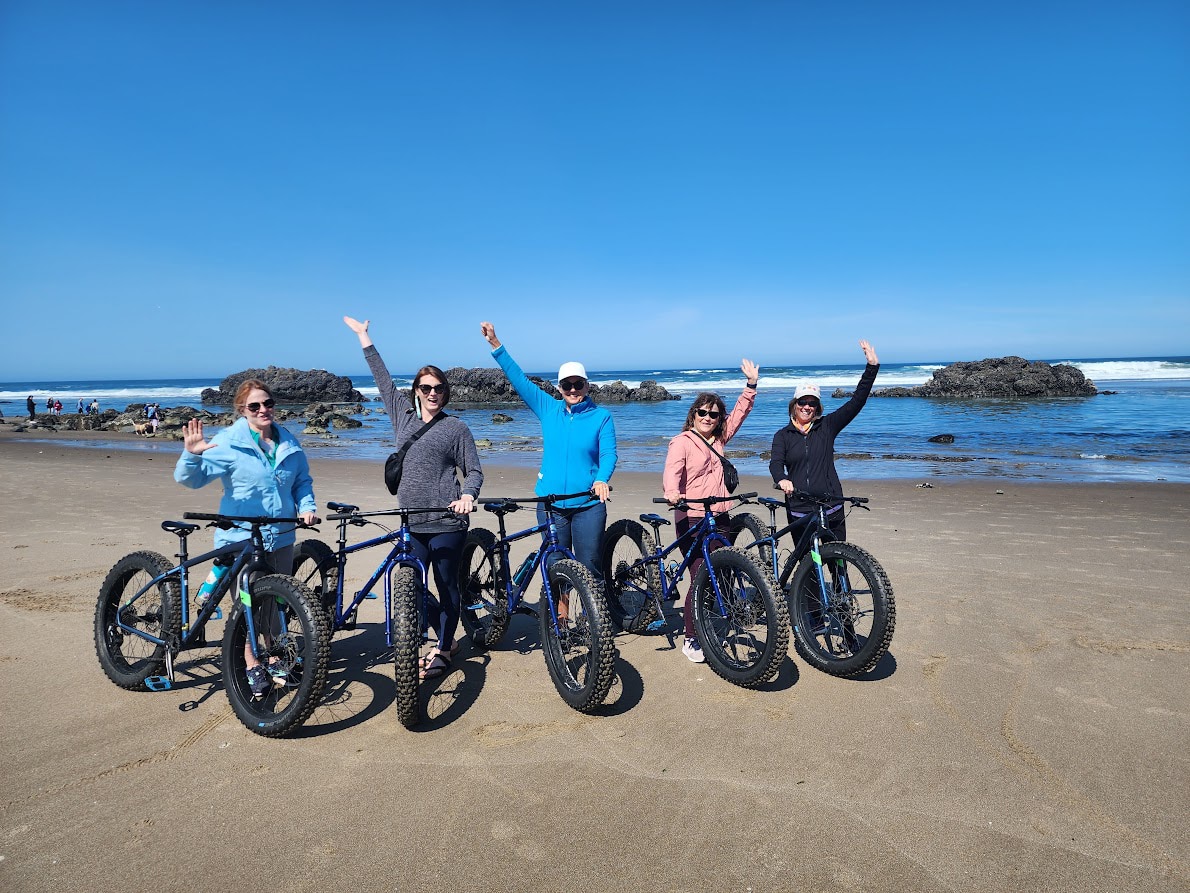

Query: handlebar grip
<box><xmin>651</xmin><ymin>497</ymin><xmax>669</xmax><ymax>504</ymax></box>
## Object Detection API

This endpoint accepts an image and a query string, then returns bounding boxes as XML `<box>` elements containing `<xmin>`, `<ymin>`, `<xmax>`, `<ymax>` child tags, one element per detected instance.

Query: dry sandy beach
<box><xmin>1</xmin><ymin>431</ymin><xmax>1187</xmax><ymax>892</ymax></box>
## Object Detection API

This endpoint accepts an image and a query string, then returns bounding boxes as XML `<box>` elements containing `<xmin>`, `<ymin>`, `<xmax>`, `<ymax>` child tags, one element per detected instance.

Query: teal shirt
<box><xmin>492</xmin><ymin>345</ymin><xmax>617</xmax><ymax>508</ymax></box>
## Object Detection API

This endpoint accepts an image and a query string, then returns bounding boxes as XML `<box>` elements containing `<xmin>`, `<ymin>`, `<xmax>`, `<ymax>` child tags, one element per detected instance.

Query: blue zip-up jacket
<box><xmin>174</xmin><ymin>417</ymin><xmax>317</xmax><ymax>550</ymax></box>
<box><xmin>492</xmin><ymin>345</ymin><xmax>617</xmax><ymax>509</ymax></box>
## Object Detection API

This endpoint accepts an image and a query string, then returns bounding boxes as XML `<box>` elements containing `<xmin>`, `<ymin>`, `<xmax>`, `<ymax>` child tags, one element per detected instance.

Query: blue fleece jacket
<box><xmin>174</xmin><ymin>417</ymin><xmax>317</xmax><ymax>550</ymax></box>
<box><xmin>492</xmin><ymin>345</ymin><xmax>617</xmax><ymax>508</ymax></box>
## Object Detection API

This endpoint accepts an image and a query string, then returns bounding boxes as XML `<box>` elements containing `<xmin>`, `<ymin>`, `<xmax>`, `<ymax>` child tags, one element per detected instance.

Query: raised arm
<box><xmin>344</xmin><ymin>315</ymin><xmax>373</xmax><ymax>349</ymax></box>
<box><xmin>722</xmin><ymin>358</ymin><xmax>759</xmax><ymax>444</ymax></box>
<box><xmin>482</xmin><ymin>321</ymin><xmax>552</xmax><ymax>417</ymax></box>
<box><xmin>346</xmin><ymin>315</ymin><xmax>410</xmax><ymax>416</ymax></box>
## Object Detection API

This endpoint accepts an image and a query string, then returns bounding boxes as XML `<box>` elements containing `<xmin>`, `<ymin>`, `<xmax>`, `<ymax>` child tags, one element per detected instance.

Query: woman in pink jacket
<box><xmin>663</xmin><ymin>359</ymin><xmax>759</xmax><ymax>662</ymax></box>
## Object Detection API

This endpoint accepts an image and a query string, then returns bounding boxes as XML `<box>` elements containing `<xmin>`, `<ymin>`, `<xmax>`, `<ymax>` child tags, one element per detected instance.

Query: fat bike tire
<box><xmin>458</xmin><ymin>528</ymin><xmax>509</xmax><ymax>650</ymax></box>
<box><xmin>599</xmin><ymin>519</ymin><xmax>662</xmax><ymax>633</ymax></box>
<box><xmin>291</xmin><ymin>538</ymin><xmax>339</xmax><ymax>621</ymax></box>
<box><xmin>541</xmin><ymin>559</ymin><xmax>617</xmax><ymax>713</ymax></box>
<box><xmin>390</xmin><ymin>564</ymin><xmax>422</xmax><ymax>729</ymax></box>
<box><xmin>788</xmin><ymin>541</ymin><xmax>895</xmax><ymax>677</ymax></box>
<box><xmin>221</xmin><ymin>574</ymin><xmax>330</xmax><ymax>738</ymax></box>
<box><xmin>95</xmin><ymin>551</ymin><xmax>181</xmax><ymax>690</ymax></box>
<box><xmin>729</xmin><ymin>512</ymin><xmax>774</xmax><ymax>574</ymax></box>
<box><xmin>691</xmin><ymin>547</ymin><xmax>788</xmax><ymax>688</ymax></box>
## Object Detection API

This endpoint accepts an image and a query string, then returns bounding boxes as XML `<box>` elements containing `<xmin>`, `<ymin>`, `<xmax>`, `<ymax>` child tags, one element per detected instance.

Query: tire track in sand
<box><xmin>0</xmin><ymin>708</ymin><xmax>232</xmax><ymax>812</ymax></box>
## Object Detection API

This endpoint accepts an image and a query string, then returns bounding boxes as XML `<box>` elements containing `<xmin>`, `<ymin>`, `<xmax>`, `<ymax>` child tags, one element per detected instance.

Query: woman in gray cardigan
<box><xmin>345</xmin><ymin>316</ymin><xmax>483</xmax><ymax>680</ymax></box>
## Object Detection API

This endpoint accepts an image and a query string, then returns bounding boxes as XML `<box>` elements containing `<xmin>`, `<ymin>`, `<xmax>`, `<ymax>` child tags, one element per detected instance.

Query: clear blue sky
<box><xmin>2</xmin><ymin>1</ymin><xmax>1187</xmax><ymax>379</ymax></box>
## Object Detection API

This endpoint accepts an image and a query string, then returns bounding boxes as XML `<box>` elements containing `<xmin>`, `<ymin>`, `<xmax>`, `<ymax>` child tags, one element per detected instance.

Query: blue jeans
<box><xmin>537</xmin><ymin>500</ymin><xmax>606</xmax><ymax>585</ymax></box>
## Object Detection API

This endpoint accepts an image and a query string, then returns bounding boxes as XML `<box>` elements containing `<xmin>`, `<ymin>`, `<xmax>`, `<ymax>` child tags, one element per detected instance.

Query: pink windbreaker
<box><xmin>662</xmin><ymin>386</ymin><xmax>756</xmax><ymax>520</ymax></box>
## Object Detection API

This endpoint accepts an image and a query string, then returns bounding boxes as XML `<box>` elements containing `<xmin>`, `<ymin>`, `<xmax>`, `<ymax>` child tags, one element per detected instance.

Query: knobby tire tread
<box><xmin>94</xmin><ymin>550</ymin><xmax>181</xmax><ymax>690</ymax></box>
<box><xmin>789</xmin><ymin>540</ymin><xmax>895</xmax><ymax>677</ymax></box>
<box><xmin>599</xmin><ymin>519</ymin><xmax>662</xmax><ymax>633</ymax></box>
<box><xmin>541</xmin><ymin>559</ymin><xmax>617</xmax><ymax>713</ymax></box>
<box><xmin>220</xmin><ymin>574</ymin><xmax>330</xmax><ymax>738</ymax></box>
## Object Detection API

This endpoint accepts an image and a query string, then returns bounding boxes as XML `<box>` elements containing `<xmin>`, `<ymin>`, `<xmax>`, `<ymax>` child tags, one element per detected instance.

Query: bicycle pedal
<box><xmin>365</xmin><ymin>592</ymin><xmax>378</xmax><ymax>600</ymax></box>
<box><xmin>645</xmin><ymin>619</ymin><xmax>667</xmax><ymax>633</ymax></box>
<box><xmin>212</xmin><ymin>607</ymin><xmax>222</xmax><ymax>620</ymax></box>
<box><xmin>145</xmin><ymin>676</ymin><xmax>173</xmax><ymax>691</ymax></box>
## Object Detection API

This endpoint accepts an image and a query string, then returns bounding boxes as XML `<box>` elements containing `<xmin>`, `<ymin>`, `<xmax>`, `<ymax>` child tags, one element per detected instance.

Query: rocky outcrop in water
<box><xmin>201</xmin><ymin>367</ymin><xmax>364</xmax><ymax>405</ymax></box>
<box><xmin>833</xmin><ymin>357</ymin><xmax>1097</xmax><ymax>399</ymax></box>
<box><xmin>442</xmin><ymin>368</ymin><xmax>678</xmax><ymax>404</ymax></box>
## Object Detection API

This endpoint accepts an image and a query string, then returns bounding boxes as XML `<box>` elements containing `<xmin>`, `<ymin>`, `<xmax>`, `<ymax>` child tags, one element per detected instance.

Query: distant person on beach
<box><xmin>147</xmin><ymin>403</ymin><xmax>159</xmax><ymax>434</ymax></box>
<box><xmin>53</xmin><ymin>399</ymin><xmax>62</xmax><ymax>416</ymax></box>
<box><xmin>27</xmin><ymin>395</ymin><xmax>35</xmax><ymax>420</ymax></box>
<box><xmin>345</xmin><ymin>315</ymin><xmax>483</xmax><ymax>681</ymax></box>
<box><xmin>480</xmin><ymin>321</ymin><xmax>617</xmax><ymax>584</ymax></box>
<box><xmin>77</xmin><ymin>398</ymin><xmax>85</xmax><ymax>414</ymax></box>
<box><xmin>664</xmin><ymin>360</ymin><xmax>760</xmax><ymax>662</ymax></box>
<box><xmin>769</xmin><ymin>339</ymin><xmax>879</xmax><ymax>542</ymax></box>
<box><xmin>174</xmin><ymin>379</ymin><xmax>319</xmax><ymax>698</ymax></box>
<box><xmin>46</xmin><ymin>397</ymin><xmax>53</xmax><ymax>413</ymax></box>
<box><xmin>90</xmin><ymin>399</ymin><xmax>99</xmax><ymax>414</ymax></box>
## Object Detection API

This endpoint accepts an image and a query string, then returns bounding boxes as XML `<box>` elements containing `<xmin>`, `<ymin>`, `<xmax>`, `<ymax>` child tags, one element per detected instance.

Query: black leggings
<box><xmin>409</xmin><ymin>528</ymin><xmax>466</xmax><ymax>651</ymax></box>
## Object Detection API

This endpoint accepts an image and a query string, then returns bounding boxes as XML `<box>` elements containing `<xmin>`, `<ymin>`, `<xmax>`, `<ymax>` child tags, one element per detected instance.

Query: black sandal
<box><xmin>419</xmin><ymin>652</ymin><xmax>452</xmax><ymax>681</ymax></box>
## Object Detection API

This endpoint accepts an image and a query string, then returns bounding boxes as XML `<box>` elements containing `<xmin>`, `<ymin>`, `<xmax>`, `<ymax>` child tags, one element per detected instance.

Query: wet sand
<box><xmin>1</xmin><ymin>432</ymin><xmax>1187</xmax><ymax>892</ymax></box>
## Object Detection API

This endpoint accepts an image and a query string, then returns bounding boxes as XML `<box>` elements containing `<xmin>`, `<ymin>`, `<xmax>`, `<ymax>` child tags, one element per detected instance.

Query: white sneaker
<box><xmin>682</xmin><ymin>638</ymin><xmax>705</xmax><ymax>663</ymax></box>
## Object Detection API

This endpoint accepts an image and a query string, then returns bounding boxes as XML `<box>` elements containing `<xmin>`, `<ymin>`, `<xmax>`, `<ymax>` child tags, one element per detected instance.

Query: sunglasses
<box><xmin>246</xmin><ymin>399</ymin><xmax>276</xmax><ymax>412</ymax></box>
<box><xmin>559</xmin><ymin>378</ymin><xmax>587</xmax><ymax>392</ymax></box>
<box><xmin>695</xmin><ymin>408</ymin><xmax>722</xmax><ymax>419</ymax></box>
<box><xmin>795</xmin><ymin>398</ymin><xmax>820</xmax><ymax>408</ymax></box>
<box><xmin>417</xmin><ymin>383</ymin><xmax>446</xmax><ymax>395</ymax></box>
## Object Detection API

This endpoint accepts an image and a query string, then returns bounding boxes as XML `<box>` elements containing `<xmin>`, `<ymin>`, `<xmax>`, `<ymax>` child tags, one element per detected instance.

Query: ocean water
<box><xmin>3</xmin><ymin>357</ymin><xmax>1188</xmax><ymax>483</ymax></box>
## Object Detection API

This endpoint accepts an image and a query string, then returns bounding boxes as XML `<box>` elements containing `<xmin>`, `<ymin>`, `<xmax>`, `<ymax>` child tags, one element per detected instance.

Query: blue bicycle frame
<box><xmin>474</xmin><ymin>496</ymin><xmax>580</xmax><ymax>634</ymax></box>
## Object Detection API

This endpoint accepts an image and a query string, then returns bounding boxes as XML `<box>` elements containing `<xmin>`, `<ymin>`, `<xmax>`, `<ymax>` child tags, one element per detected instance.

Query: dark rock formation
<box><xmin>202</xmin><ymin>367</ymin><xmax>364</xmax><ymax>405</ymax></box>
<box><xmin>492</xmin><ymin>413</ymin><xmax>514</xmax><ymax>423</ymax></box>
<box><xmin>928</xmin><ymin>434</ymin><xmax>955</xmax><ymax>444</ymax></box>
<box><xmin>442</xmin><ymin>367</ymin><xmax>679</xmax><ymax>404</ymax></box>
<box><xmin>839</xmin><ymin>357</ymin><xmax>1097</xmax><ymax>399</ymax></box>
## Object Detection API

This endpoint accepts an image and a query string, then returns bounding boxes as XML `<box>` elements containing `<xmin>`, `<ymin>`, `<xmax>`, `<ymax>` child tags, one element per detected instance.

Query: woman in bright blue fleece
<box><xmin>481</xmin><ymin>321</ymin><xmax>616</xmax><ymax>583</ymax></box>
<box><xmin>175</xmin><ymin>378</ymin><xmax>318</xmax><ymax>697</ymax></box>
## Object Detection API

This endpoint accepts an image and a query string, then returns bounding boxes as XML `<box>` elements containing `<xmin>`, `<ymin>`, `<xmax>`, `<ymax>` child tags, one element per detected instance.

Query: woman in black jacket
<box><xmin>768</xmin><ymin>340</ymin><xmax>879</xmax><ymax>541</ymax></box>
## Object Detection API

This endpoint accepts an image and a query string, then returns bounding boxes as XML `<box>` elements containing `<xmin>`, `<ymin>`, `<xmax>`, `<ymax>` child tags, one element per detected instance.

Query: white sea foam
<box><xmin>1057</xmin><ymin>359</ymin><xmax>1190</xmax><ymax>382</ymax></box>
<box><xmin>0</xmin><ymin>385</ymin><xmax>208</xmax><ymax>402</ymax></box>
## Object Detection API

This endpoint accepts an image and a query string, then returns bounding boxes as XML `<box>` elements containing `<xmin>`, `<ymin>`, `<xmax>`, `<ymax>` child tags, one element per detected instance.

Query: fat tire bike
<box><xmin>290</xmin><ymin>502</ymin><xmax>467</xmax><ymax>729</ymax></box>
<box><xmin>456</xmin><ymin>491</ymin><xmax>617</xmax><ymax>713</ymax></box>
<box><xmin>736</xmin><ymin>491</ymin><xmax>895</xmax><ymax>677</ymax></box>
<box><xmin>600</xmin><ymin>492</ymin><xmax>788</xmax><ymax>688</ymax></box>
<box><xmin>94</xmin><ymin>513</ymin><xmax>330</xmax><ymax>738</ymax></box>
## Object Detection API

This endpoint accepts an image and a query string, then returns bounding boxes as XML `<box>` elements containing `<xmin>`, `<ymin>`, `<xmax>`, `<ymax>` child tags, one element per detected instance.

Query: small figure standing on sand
<box><xmin>147</xmin><ymin>403</ymin><xmax>159</xmax><ymax>435</ymax></box>
<box><xmin>53</xmin><ymin>399</ymin><xmax>62</xmax><ymax>416</ymax></box>
<box><xmin>27</xmin><ymin>395</ymin><xmax>35</xmax><ymax>420</ymax></box>
<box><xmin>345</xmin><ymin>315</ymin><xmax>483</xmax><ymax>681</ymax></box>
<box><xmin>77</xmin><ymin>398</ymin><xmax>85</xmax><ymax>414</ymax></box>
<box><xmin>174</xmin><ymin>379</ymin><xmax>319</xmax><ymax>698</ymax></box>
<box><xmin>90</xmin><ymin>399</ymin><xmax>99</xmax><ymax>414</ymax></box>
<box><xmin>480</xmin><ymin>321</ymin><xmax>617</xmax><ymax>584</ymax></box>
<box><xmin>664</xmin><ymin>360</ymin><xmax>760</xmax><ymax>662</ymax></box>
<box><xmin>46</xmin><ymin>397</ymin><xmax>53</xmax><ymax>413</ymax></box>
<box><xmin>769</xmin><ymin>339</ymin><xmax>879</xmax><ymax>542</ymax></box>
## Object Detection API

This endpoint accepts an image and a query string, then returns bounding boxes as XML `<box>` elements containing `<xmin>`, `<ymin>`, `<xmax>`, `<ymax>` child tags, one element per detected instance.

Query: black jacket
<box><xmin>768</xmin><ymin>364</ymin><xmax>879</xmax><ymax>512</ymax></box>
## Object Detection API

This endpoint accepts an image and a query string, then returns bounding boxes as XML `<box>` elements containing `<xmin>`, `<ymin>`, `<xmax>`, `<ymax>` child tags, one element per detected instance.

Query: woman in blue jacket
<box><xmin>480</xmin><ymin>321</ymin><xmax>616</xmax><ymax>583</ymax></box>
<box><xmin>175</xmin><ymin>379</ymin><xmax>318</xmax><ymax>696</ymax></box>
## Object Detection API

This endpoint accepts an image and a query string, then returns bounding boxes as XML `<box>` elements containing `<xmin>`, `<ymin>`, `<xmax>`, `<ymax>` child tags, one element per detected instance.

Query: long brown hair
<box><xmin>682</xmin><ymin>392</ymin><xmax>728</xmax><ymax>440</ymax></box>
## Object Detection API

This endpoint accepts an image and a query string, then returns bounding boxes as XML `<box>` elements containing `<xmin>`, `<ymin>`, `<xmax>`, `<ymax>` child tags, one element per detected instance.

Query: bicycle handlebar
<box><xmin>653</xmin><ymin>492</ymin><xmax>759</xmax><ymax>510</ymax></box>
<box><xmin>477</xmin><ymin>488</ymin><xmax>609</xmax><ymax>506</ymax></box>
<box><xmin>182</xmin><ymin>511</ymin><xmax>318</xmax><ymax>529</ymax></box>
<box><xmin>325</xmin><ymin>505</ymin><xmax>474</xmax><ymax>522</ymax></box>
<box><xmin>771</xmin><ymin>488</ymin><xmax>870</xmax><ymax>508</ymax></box>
